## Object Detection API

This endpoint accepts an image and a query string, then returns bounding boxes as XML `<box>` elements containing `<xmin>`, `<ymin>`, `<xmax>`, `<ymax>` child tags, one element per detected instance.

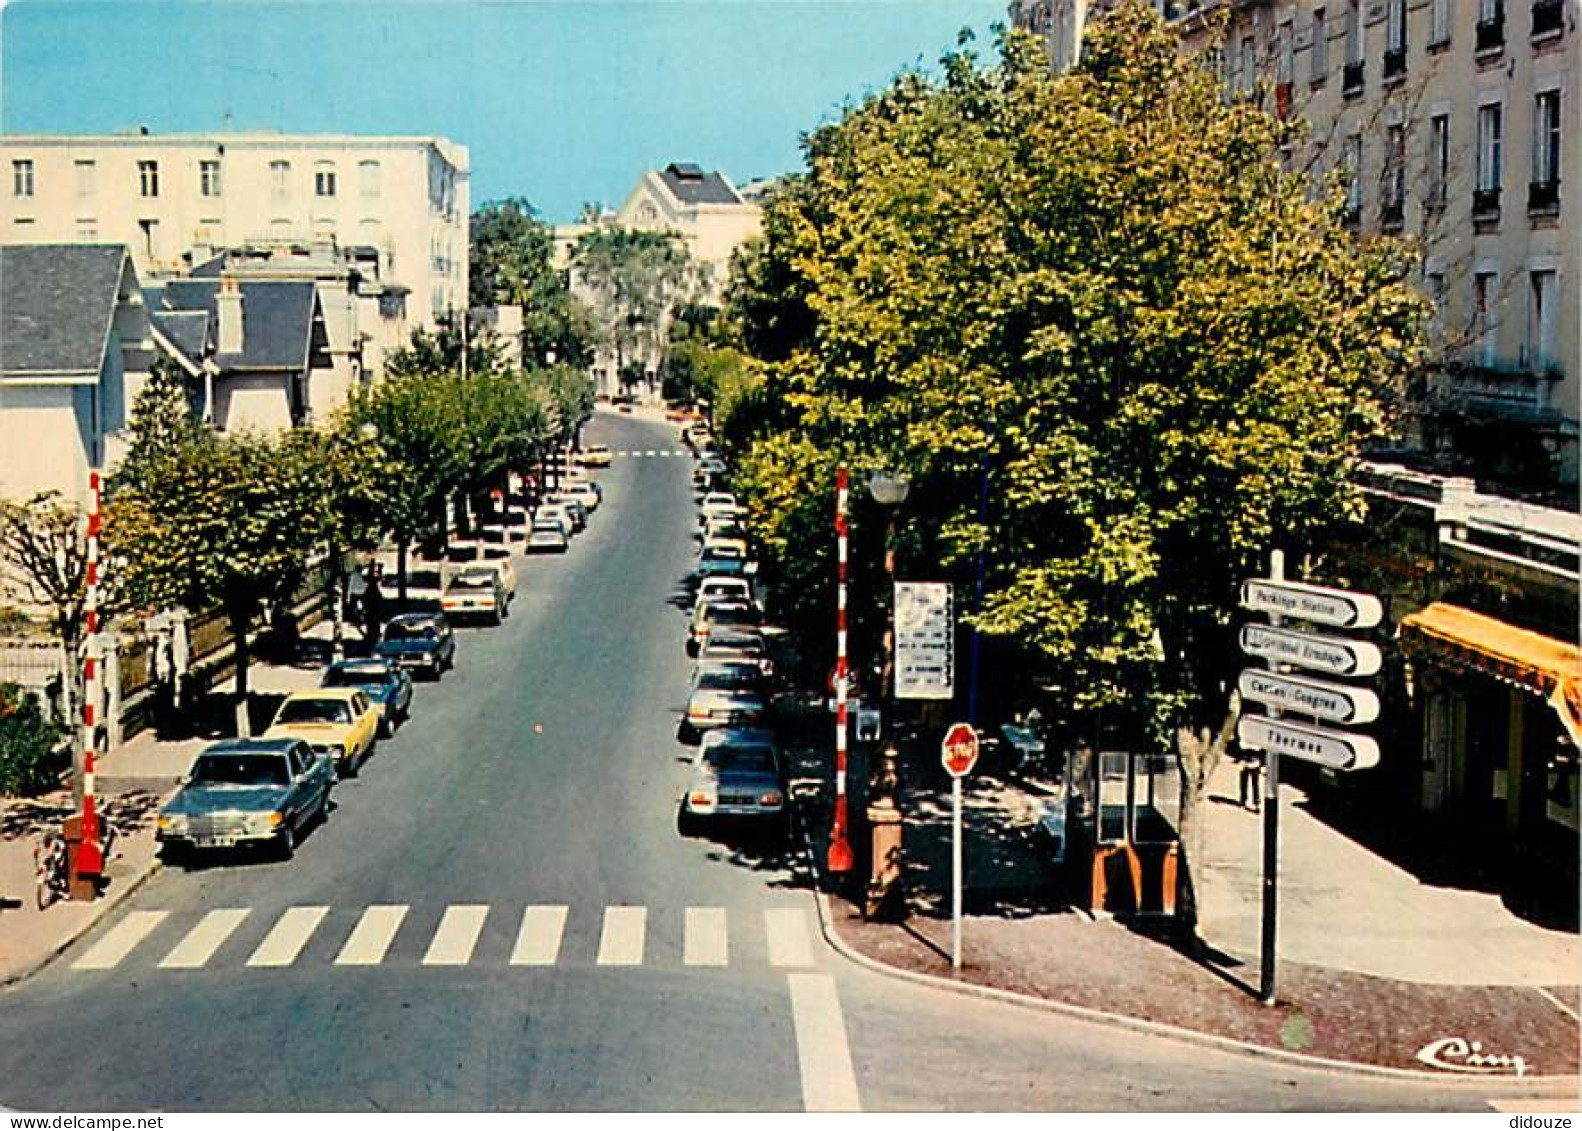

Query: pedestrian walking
<box><xmin>362</xmin><ymin>564</ymin><xmax>384</xmax><ymax>648</ymax></box>
<box><xmin>1238</xmin><ymin>747</ymin><xmax>1263</xmax><ymax>813</ymax></box>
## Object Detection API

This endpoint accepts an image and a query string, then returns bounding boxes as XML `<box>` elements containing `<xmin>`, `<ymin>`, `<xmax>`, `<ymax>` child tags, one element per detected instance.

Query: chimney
<box><xmin>216</xmin><ymin>277</ymin><xmax>244</xmax><ymax>355</ymax></box>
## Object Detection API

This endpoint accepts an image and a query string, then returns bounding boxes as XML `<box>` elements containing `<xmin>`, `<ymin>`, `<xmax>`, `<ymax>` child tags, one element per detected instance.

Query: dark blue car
<box><xmin>322</xmin><ymin>658</ymin><xmax>414</xmax><ymax>737</ymax></box>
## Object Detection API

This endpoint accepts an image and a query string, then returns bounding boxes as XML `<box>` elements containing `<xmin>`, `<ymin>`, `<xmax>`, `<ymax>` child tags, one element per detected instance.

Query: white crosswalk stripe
<box><xmin>73</xmin><ymin>910</ymin><xmax>168</xmax><ymax>970</ymax></box>
<box><xmin>423</xmin><ymin>904</ymin><xmax>489</xmax><ymax>966</ymax></box>
<box><xmin>510</xmin><ymin>904</ymin><xmax>568</xmax><ymax>966</ymax></box>
<box><xmin>246</xmin><ymin>906</ymin><xmax>328</xmax><ymax>968</ymax></box>
<box><xmin>159</xmin><ymin>908</ymin><xmax>250</xmax><ymax>969</ymax></box>
<box><xmin>335</xmin><ymin>904</ymin><xmax>408</xmax><ymax>966</ymax></box>
<box><xmin>684</xmin><ymin>906</ymin><xmax>728</xmax><ymax>967</ymax></box>
<box><xmin>597</xmin><ymin>905</ymin><xmax>646</xmax><ymax>966</ymax></box>
<box><xmin>68</xmin><ymin>903</ymin><xmax>818</xmax><ymax>973</ymax></box>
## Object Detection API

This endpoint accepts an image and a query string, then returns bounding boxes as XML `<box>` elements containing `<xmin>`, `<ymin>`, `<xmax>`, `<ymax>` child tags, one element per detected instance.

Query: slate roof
<box><xmin>151</xmin><ymin>309</ymin><xmax>210</xmax><ymax>365</ymax></box>
<box><xmin>0</xmin><ymin>244</ymin><xmax>129</xmax><ymax>380</ymax></box>
<box><xmin>157</xmin><ymin>279</ymin><xmax>317</xmax><ymax>371</ymax></box>
<box><xmin>658</xmin><ymin>163</ymin><xmax>743</xmax><ymax>206</ymax></box>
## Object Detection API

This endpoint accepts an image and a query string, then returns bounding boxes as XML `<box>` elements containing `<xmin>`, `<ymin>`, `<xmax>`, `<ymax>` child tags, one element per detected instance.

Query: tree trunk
<box><xmin>397</xmin><ymin>538</ymin><xmax>410</xmax><ymax>605</ymax></box>
<box><xmin>1173</xmin><ymin>697</ymin><xmax>1240</xmax><ymax>947</ymax></box>
<box><xmin>59</xmin><ymin>626</ymin><xmax>83</xmax><ymax>810</ymax></box>
<box><xmin>229</xmin><ymin>603</ymin><xmax>253</xmax><ymax>738</ymax></box>
<box><xmin>328</xmin><ymin>551</ymin><xmax>346</xmax><ymax>661</ymax></box>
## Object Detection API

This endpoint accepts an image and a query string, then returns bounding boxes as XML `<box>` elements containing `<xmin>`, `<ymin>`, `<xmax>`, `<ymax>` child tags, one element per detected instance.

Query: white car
<box><xmin>527</xmin><ymin>522</ymin><xmax>569</xmax><ymax>553</ymax></box>
<box><xmin>536</xmin><ymin>505</ymin><xmax>575</xmax><ymax>538</ymax></box>
<box><xmin>563</xmin><ymin>481</ymin><xmax>600</xmax><ymax>512</ymax></box>
<box><xmin>578</xmin><ymin>445</ymin><xmax>612</xmax><ymax>468</ymax></box>
<box><xmin>694</xmin><ymin>576</ymin><xmax>752</xmax><ymax>612</ymax></box>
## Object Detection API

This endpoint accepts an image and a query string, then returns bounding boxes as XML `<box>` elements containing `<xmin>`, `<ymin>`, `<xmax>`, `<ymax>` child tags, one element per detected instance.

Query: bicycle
<box><xmin>34</xmin><ymin>829</ymin><xmax>68</xmax><ymax>910</ymax></box>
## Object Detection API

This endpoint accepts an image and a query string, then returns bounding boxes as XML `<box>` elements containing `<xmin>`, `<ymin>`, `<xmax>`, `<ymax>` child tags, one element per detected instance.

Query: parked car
<box><xmin>395</xmin><ymin>565</ymin><xmax>447</xmax><ymax>612</ymax></box>
<box><xmin>479</xmin><ymin>509</ymin><xmax>531</xmax><ymax>545</ymax></box>
<box><xmin>678</xmin><ymin>728</ymin><xmax>788</xmax><ymax>836</ymax></box>
<box><xmin>444</xmin><ymin>546</ymin><xmax>516</xmax><ymax>598</ymax></box>
<box><xmin>694</xmin><ymin>575</ymin><xmax>753</xmax><ymax>611</ymax></box>
<box><xmin>579</xmin><ymin>445</ymin><xmax>613</xmax><ymax>468</ymax></box>
<box><xmin>562</xmin><ymin>481</ymin><xmax>601</xmax><ymax>513</ymax></box>
<box><xmin>442</xmin><ymin>564</ymin><xmax>510</xmax><ymax>624</ymax></box>
<box><xmin>688</xmin><ymin>598</ymin><xmax>763</xmax><ymax>655</ymax></box>
<box><xmin>527</xmin><ymin>521</ymin><xmax>569</xmax><ymax>553</ymax></box>
<box><xmin>157</xmin><ymin>738</ymin><xmax>334</xmax><ymax>860</ymax></box>
<box><xmin>375</xmin><ymin>612</ymin><xmax>456</xmax><ymax>679</ymax></box>
<box><xmin>536</xmin><ymin>505</ymin><xmax>575</xmax><ymax>538</ymax></box>
<box><xmin>698</xmin><ymin>628</ymin><xmax>773</xmax><ymax>677</ymax></box>
<box><xmin>321</xmin><ymin>659</ymin><xmax>413</xmax><ymax>738</ymax></box>
<box><xmin>545</xmin><ymin>494</ymin><xmax>587</xmax><ymax>531</ymax></box>
<box><xmin>264</xmin><ymin>689</ymin><xmax>381</xmax><ymax>777</ymax></box>
<box><xmin>680</xmin><ymin>661</ymin><xmax>768</xmax><ymax>742</ymax></box>
<box><xmin>697</xmin><ymin>543</ymin><xmax>751</xmax><ymax>580</ymax></box>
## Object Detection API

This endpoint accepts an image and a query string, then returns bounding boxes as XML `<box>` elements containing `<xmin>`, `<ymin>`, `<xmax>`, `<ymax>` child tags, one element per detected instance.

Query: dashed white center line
<box><xmin>787</xmin><ymin>972</ymin><xmax>861</xmax><ymax>1113</ymax></box>
<box><xmin>335</xmin><ymin>904</ymin><xmax>408</xmax><ymax>966</ymax></box>
<box><xmin>158</xmin><ymin>908</ymin><xmax>250</xmax><ymax>969</ymax></box>
<box><xmin>73</xmin><ymin>910</ymin><xmax>168</xmax><ymax>970</ymax></box>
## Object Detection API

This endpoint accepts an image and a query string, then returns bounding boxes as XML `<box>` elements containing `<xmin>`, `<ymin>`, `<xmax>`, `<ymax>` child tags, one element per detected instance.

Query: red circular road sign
<box><xmin>941</xmin><ymin>722</ymin><xmax>980</xmax><ymax>778</ymax></box>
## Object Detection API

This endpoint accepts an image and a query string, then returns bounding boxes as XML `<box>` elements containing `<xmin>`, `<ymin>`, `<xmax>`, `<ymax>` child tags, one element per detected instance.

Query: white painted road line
<box><xmin>596</xmin><ymin>905</ymin><xmax>646</xmax><ymax>966</ymax></box>
<box><xmin>510</xmin><ymin>904</ymin><xmax>568</xmax><ymax>966</ymax></box>
<box><xmin>644</xmin><ymin>449</ymin><xmax>658</xmax><ymax>457</ymax></box>
<box><xmin>158</xmin><ymin>908</ymin><xmax>250</xmax><ymax>969</ymax></box>
<box><xmin>423</xmin><ymin>904</ymin><xmax>489</xmax><ymax>966</ymax></box>
<box><xmin>247</xmin><ymin>906</ymin><xmax>328</xmax><ymax>968</ymax></box>
<box><xmin>765</xmin><ymin>909</ymin><xmax>814</xmax><ymax>969</ymax></box>
<box><xmin>787</xmin><ymin>973</ymin><xmax>861</xmax><ymax>1113</ymax></box>
<box><xmin>684</xmin><ymin>907</ymin><xmax>728</xmax><ymax>967</ymax></box>
<box><xmin>73</xmin><ymin>910</ymin><xmax>169</xmax><ymax>970</ymax></box>
<box><xmin>334</xmin><ymin>904</ymin><xmax>408</xmax><ymax>966</ymax></box>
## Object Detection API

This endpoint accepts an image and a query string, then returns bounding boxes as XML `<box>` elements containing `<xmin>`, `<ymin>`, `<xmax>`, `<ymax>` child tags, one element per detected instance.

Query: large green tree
<box><xmin>728</xmin><ymin>1</ymin><xmax>1425</xmax><ymax>928</ymax></box>
<box><xmin>470</xmin><ymin>197</ymin><xmax>598</xmax><ymax>367</ymax></box>
<box><xmin>573</xmin><ymin>226</ymin><xmax>699</xmax><ymax>393</ymax></box>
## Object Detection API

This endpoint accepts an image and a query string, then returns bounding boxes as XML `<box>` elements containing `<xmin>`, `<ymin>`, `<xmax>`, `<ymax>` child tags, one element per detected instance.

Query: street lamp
<box><xmin>866</xmin><ymin>469</ymin><xmax>910</xmax><ymax>919</ymax></box>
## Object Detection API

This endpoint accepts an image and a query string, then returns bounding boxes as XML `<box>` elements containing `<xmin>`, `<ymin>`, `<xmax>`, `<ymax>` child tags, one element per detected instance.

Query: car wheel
<box><xmin>341</xmin><ymin>750</ymin><xmax>359</xmax><ymax>779</ymax></box>
<box><xmin>379</xmin><ymin>716</ymin><xmax>393</xmax><ymax>740</ymax></box>
<box><xmin>677</xmin><ymin>803</ymin><xmax>700</xmax><ymax>838</ymax></box>
<box><xmin>362</xmin><ymin>739</ymin><xmax>377</xmax><ymax>769</ymax></box>
<box><xmin>277</xmin><ymin>822</ymin><xmax>297</xmax><ymax>861</ymax></box>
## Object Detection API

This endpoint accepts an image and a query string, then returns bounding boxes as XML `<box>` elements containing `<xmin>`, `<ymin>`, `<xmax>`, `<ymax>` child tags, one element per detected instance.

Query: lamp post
<box><xmin>866</xmin><ymin>469</ymin><xmax>910</xmax><ymax>919</ymax></box>
<box><xmin>331</xmin><ymin>422</ymin><xmax>381</xmax><ymax>661</ymax></box>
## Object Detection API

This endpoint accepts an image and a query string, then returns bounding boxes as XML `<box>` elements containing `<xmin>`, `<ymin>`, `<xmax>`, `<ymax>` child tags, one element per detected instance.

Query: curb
<box><xmin>0</xmin><ymin>851</ymin><xmax>164</xmax><ymax>991</ymax></box>
<box><xmin>791</xmin><ymin>799</ymin><xmax>1577</xmax><ymax>1091</ymax></box>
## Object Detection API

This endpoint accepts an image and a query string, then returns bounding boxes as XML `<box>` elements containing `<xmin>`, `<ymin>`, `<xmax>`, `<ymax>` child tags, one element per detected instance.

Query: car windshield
<box><xmin>704</xmin><ymin>745</ymin><xmax>776</xmax><ymax>774</ymax></box>
<box><xmin>710</xmin><ymin>606</ymin><xmax>760</xmax><ymax>626</ymax></box>
<box><xmin>386</xmin><ymin>620</ymin><xmax>437</xmax><ymax>642</ymax></box>
<box><xmin>709</xmin><ymin>632</ymin><xmax>763</xmax><ymax>652</ymax></box>
<box><xmin>189</xmin><ymin>753</ymin><xmax>290</xmax><ymax>787</ymax></box>
<box><xmin>324</xmin><ymin>666</ymin><xmax>393</xmax><ymax>688</ymax></box>
<box><xmin>451</xmin><ymin>573</ymin><xmax>495</xmax><ymax>589</ymax></box>
<box><xmin>275</xmin><ymin>698</ymin><xmax>352</xmax><ymax>725</ymax></box>
<box><xmin>703</xmin><ymin>546</ymin><xmax>744</xmax><ymax>561</ymax></box>
<box><xmin>696</xmin><ymin>669</ymin><xmax>756</xmax><ymax>691</ymax></box>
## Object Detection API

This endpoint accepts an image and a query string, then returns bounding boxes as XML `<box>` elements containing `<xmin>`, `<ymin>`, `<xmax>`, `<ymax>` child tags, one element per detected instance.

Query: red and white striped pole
<box><xmin>828</xmin><ymin>465</ymin><xmax>853</xmax><ymax>873</ymax></box>
<box><xmin>77</xmin><ymin>470</ymin><xmax>105</xmax><ymax>878</ymax></box>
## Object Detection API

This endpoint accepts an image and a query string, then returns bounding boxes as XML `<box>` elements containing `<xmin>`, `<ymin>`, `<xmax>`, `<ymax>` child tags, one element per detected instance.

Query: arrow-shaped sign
<box><xmin>1237</xmin><ymin>715</ymin><xmax>1381</xmax><ymax>772</ymax></box>
<box><xmin>1239</xmin><ymin>623</ymin><xmax>1383</xmax><ymax>678</ymax></box>
<box><xmin>1240</xmin><ymin>579</ymin><xmax>1384</xmax><ymax>630</ymax></box>
<box><xmin>1237</xmin><ymin>669</ymin><xmax>1381</xmax><ymax>725</ymax></box>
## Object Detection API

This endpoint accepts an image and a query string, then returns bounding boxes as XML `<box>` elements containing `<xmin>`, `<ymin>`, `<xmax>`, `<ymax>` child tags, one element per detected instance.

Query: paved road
<box><xmin>0</xmin><ymin>411</ymin><xmax>1566</xmax><ymax>1112</ymax></box>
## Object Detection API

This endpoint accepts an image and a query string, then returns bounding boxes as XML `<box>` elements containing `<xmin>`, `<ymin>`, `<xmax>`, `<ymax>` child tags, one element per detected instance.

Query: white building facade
<box><xmin>0</xmin><ymin>132</ymin><xmax>469</xmax><ymax>330</ymax></box>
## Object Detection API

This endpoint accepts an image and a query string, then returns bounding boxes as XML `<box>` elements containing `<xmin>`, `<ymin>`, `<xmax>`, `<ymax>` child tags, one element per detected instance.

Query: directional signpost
<box><xmin>941</xmin><ymin>722</ymin><xmax>979</xmax><ymax>971</ymax></box>
<box><xmin>1238</xmin><ymin>555</ymin><xmax>1383</xmax><ymax>1005</ymax></box>
<box><xmin>895</xmin><ymin>582</ymin><xmax>954</xmax><ymax>700</ymax></box>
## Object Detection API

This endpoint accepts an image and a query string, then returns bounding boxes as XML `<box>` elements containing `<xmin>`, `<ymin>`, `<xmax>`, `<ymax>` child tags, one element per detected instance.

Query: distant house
<box><xmin>151</xmin><ymin>273</ymin><xmax>332</xmax><ymax>432</ymax></box>
<box><xmin>0</xmin><ymin>243</ymin><xmax>151</xmax><ymax>506</ymax></box>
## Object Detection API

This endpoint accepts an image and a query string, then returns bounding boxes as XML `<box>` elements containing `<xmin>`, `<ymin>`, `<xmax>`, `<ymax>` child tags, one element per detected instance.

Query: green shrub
<box><xmin>0</xmin><ymin>683</ymin><xmax>64</xmax><ymax>796</ymax></box>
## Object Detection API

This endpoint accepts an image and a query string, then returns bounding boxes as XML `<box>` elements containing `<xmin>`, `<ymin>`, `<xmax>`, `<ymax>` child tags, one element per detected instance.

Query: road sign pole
<box><xmin>1259</xmin><ymin>549</ymin><xmax>1283</xmax><ymax>1006</ymax></box>
<box><xmin>949</xmin><ymin>778</ymin><xmax>961</xmax><ymax>974</ymax></box>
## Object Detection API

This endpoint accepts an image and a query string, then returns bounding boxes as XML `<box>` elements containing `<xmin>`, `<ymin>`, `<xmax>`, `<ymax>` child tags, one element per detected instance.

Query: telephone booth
<box><xmin>1064</xmin><ymin>749</ymin><xmax>1182</xmax><ymax>917</ymax></box>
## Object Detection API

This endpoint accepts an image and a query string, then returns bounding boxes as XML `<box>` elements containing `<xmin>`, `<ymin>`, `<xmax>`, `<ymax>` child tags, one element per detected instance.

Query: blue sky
<box><xmin>1</xmin><ymin>0</ymin><xmax>1006</xmax><ymax>222</ymax></box>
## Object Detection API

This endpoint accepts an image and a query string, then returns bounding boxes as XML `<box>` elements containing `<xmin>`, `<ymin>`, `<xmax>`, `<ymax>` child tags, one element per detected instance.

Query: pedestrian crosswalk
<box><xmin>69</xmin><ymin>903</ymin><xmax>821</xmax><ymax>975</ymax></box>
<box><xmin>610</xmin><ymin>448</ymin><xmax>688</xmax><ymax>459</ymax></box>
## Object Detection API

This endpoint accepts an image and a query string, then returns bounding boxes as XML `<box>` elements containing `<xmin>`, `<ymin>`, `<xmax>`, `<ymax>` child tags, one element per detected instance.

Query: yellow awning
<box><xmin>1399</xmin><ymin>602</ymin><xmax>1582</xmax><ymax>749</ymax></box>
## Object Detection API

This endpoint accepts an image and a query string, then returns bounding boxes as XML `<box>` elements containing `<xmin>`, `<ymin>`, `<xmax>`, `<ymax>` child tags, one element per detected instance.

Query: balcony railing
<box><xmin>1342</xmin><ymin>60</ymin><xmax>1365</xmax><ymax>96</ymax></box>
<box><xmin>1476</xmin><ymin>12</ymin><xmax>1507</xmax><ymax>52</ymax></box>
<box><xmin>1532</xmin><ymin>0</ymin><xmax>1564</xmax><ymax>38</ymax></box>
<box><xmin>1528</xmin><ymin>178</ymin><xmax>1561</xmax><ymax>213</ymax></box>
<box><xmin>1473</xmin><ymin>186</ymin><xmax>1502</xmax><ymax>219</ymax></box>
<box><xmin>1383</xmin><ymin>46</ymin><xmax>1407</xmax><ymax>81</ymax></box>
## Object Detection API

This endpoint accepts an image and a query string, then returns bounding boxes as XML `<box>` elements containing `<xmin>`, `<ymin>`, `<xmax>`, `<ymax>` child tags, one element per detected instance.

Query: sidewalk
<box><xmin>0</xmin><ymin>625</ymin><xmax>343</xmax><ymax>985</ymax></box>
<box><xmin>793</xmin><ymin>732</ymin><xmax>1581</xmax><ymax>1080</ymax></box>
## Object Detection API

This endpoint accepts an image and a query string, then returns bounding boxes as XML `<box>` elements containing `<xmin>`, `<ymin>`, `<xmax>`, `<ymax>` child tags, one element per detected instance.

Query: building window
<box><xmin>1429</xmin><ymin>0</ymin><xmax>1451</xmax><ymax>45</ymax></box>
<box><xmin>1426</xmin><ymin>271</ymin><xmax>1447</xmax><ymax>342</ymax></box>
<box><xmin>1238</xmin><ymin>34</ymin><xmax>1256</xmax><ymax>93</ymax></box>
<box><xmin>200</xmin><ymin>159</ymin><xmax>222</xmax><ymax>198</ymax></box>
<box><xmin>1427</xmin><ymin>114</ymin><xmax>1450</xmax><ymax>208</ymax></box>
<box><xmin>1475</xmin><ymin>102</ymin><xmax>1503</xmax><ymax>217</ymax></box>
<box><xmin>1528</xmin><ymin>270</ymin><xmax>1557</xmax><ymax>372</ymax></box>
<box><xmin>1343</xmin><ymin>135</ymin><xmax>1364</xmax><ymax>224</ymax></box>
<box><xmin>270</xmin><ymin>160</ymin><xmax>291</xmax><ymax>200</ymax></box>
<box><xmin>138</xmin><ymin>160</ymin><xmax>159</xmax><ymax>198</ymax></box>
<box><xmin>1531</xmin><ymin>0</ymin><xmax>1563</xmax><ymax>40</ymax></box>
<box><xmin>12</xmin><ymin>159</ymin><xmax>33</xmax><ymax>197</ymax></box>
<box><xmin>74</xmin><ymin>159</ymin><xmax>96</xmax><ymax>198</ymax></box>
<box><xmin>1381</xmin><ymin>123</ymin><xmax>1406</xmax><ymax>228</ymax></box>
<box><xmin>1310</xmin><ymin>8</ymin><xmax>1328</xmax><ymax>83</ymax></box>
<box><xmin>1476</xmin><ymin>0</ymin><xmax>1505</xmax><ymax>52</ymax></box>
<box><xmin>1384</xmin><ymin>0</ymin><xmax>1408</xmax><ymax>80</ymax></box>
<box><xmin>76</xmin><ymin>219</ymin><xmax>97</xmax><ymax>242</ymax></box>
<box><xmin>314</xmin><ymin>162</ymin><xmax>337</xmax><ymax>198</ymax></box>
<box><xmin>1473</xmin><ymin>271</ymin><xmax>1499</xmax><ymax>366</ymax></box>
<box><xmin>359</xmin><ymin>159</ymin><xmax>381</xmax><ymax>199</ymax></box>
<box><xmin>1345</xmin><ymin>0</ymin><xmax>1362</xmax><ymax>62</ymax></box>
<box><xmin>1530</xmin><ymin>90</ymin><xmax>1561</xmax><ymax>213</ymax></box>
